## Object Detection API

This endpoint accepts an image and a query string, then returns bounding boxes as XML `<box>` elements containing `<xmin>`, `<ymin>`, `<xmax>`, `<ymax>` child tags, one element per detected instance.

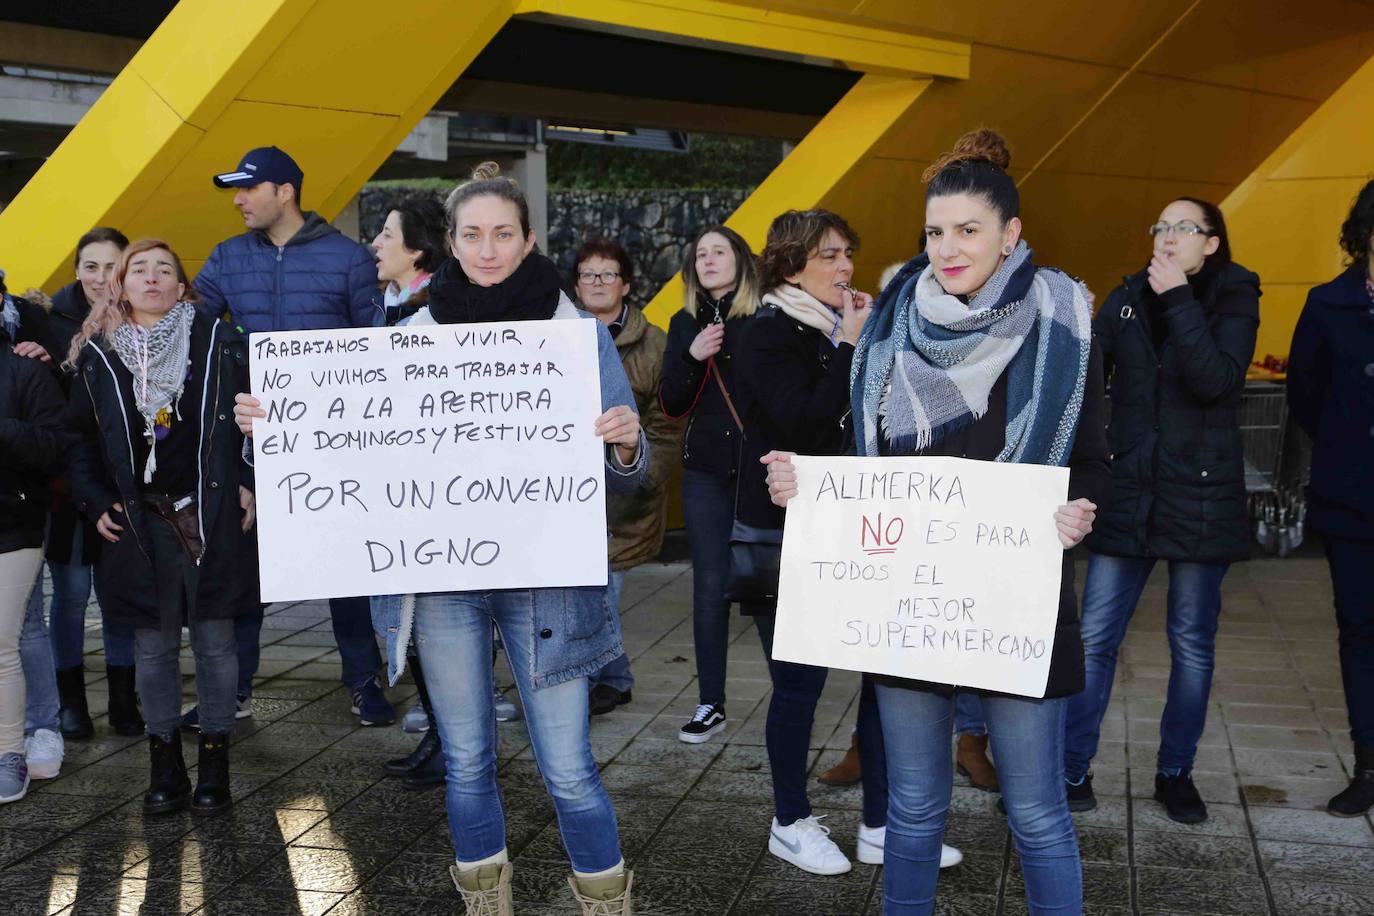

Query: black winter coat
<box><xmin>64</xmin><ymin>313</ymin><xmax>256</xmax><ymax>629</ymax></box>
<box><xmin>0</xmin><ymin>333</ymin><xmax>65</xmax><ymax>553</ymax></box>
<box><xmin>44</xmin><ymin>282</ymin><xmax>104</xmax><ymax>565</ymax></box>
<box><xmin>734</xmin><ymin>304</ymin><xmax>855</xmax><ymax>544</ymax></box>
<box><xmin>660</xmin><ymin>291</ymin><xmax>750</xmax><ymax>477</ymax></box>
<box><xmin>8</xmin><ymin>296</ymin><xmax>63</xmax><ymax>364</ymax></box>
<box><xmin>1088</xmin><ymin>262</ymin><xmax>1260</xmax><ymax>563</ymax></box>
<box><xmin>1287</xmin><ymin>264</ymin><xmax>1374</xmax><ymax>540</ymax></box>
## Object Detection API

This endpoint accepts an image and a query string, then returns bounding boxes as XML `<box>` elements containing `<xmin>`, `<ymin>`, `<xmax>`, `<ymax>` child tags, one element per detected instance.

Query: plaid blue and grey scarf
<box><xmin>852</xmin><ymin>241</ymin><xmax>1091</xmax><ymax>466</ymax></box>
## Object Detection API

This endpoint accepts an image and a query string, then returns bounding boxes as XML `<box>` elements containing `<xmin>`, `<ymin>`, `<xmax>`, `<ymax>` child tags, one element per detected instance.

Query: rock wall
<box><xmin>359</xmin><ymin>186</ymin><xmax>749</xmax><ymax>301</ymax></box>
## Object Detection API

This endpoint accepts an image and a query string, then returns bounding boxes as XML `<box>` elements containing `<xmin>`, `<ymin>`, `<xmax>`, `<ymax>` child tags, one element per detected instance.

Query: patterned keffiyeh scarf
<box><xmin>111</xmin><ymin>300</ymin><xmax>195</xmax><ymax>483</ymax></box>
<box><xmin>852</xmin><ymin>241</ymin><xmax>1092</xmax><ymax>466</ymax></box>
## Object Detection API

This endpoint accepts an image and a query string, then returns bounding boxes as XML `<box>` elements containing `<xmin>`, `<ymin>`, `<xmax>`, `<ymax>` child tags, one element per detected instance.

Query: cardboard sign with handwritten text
<box><xmin>249</xmin><ymin>320</ymin><xmax>607</xmax><ymax>602</ymax></box>
<box><xmin>772</xmin><ymin>455</ymin><xmax>1069</xmax><ymax>697</ymax></box>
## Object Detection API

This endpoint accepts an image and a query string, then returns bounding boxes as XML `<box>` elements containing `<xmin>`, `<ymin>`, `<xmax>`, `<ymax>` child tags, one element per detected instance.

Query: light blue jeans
<box><xmin>415</xmin><ymin>589</ymin><xmax>622</xmax><ymax>872</ymax></box>
<box><xmin>954</xmin><ymin>692</ymin><xmax>986</xmax><ymax>737</ymax></box>
<box><xmin>591</xmin><ymin>571</ymin><xmax>633</xmax><ymax>693</ymax></box>
<box><xmin>876</xmin><ymin>685</ymin><xmax>1082</xmax><ymax>915</ymax></box>
<box><xmin>21</xmin><ymin>580</ymin><xmax>59</xmax><ymax>734</ymax></box>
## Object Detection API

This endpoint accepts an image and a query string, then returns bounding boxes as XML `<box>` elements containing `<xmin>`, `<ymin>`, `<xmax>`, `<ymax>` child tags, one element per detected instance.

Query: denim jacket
<box><xmin>371</xmin><ymin>293</ymin><xmax>650</xmax><ymax>689</ymax></box>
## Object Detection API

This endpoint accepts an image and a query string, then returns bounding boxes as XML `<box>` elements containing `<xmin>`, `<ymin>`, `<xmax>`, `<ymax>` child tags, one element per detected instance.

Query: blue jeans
<box><xmin>591</xmin><ymin>571</ymin><xmax>633</xmax><ymax>693</ymax></box>
<box><xmin>954</xmin><ymin>692</ymin><xmax>986</xmax><ymax>736</ymax></box>
<box><xmin>1064</xmin><ymin>553</ymin><xmax>1228</xmax><ymax>779</ymax></box>
<box><xmin>331</xmin><ymin>596</ymin><xmax>384</xmax><ymax>691</ymax></box>
<box><xmin>135</xmin><ymin>619</ymin><xmax>238</xmax><ymax>737</ymax></box>
<box><xmin>415</xmin><ymin>589</ymin><xmax>621</xmax><ymax>872</ymax></box>
<box><xmin>234</xmin><ymin>603</ymin><xmax>266</xmax><ymax>698</ymax></box>
<box><xmin>21</xmin><ymin>580</ymin><xmax>60</xmax><ymax>734</ymax></box>
<box><xmin>682</xmin><ymin>468</ymin><xmax>734</xmax><ymax>707</ymax></box>
<box><xmin>1324</xmin><ymin>536</ymin><xmax>1374</xmax><ymax>747</ymax></box>
<box><xmin>50</xmin><ymin>561</ymin><xmax>135</xmax><ymax>669</ymax></box>
<box><xmin>876</xmin><ymin>685</ymin><xmax>1081</xmax><ymax>915</ymax></box>
<box><xmin>755</xmin><ymin>612</ymin><xmax>886</xmax><ymax>827</ymax></box>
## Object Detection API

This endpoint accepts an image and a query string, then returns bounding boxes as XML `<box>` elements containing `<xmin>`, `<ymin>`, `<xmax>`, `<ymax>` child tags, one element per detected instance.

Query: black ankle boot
<box><xmin>1154</xmin><ymin>772</ymin><xmax>1208</xmax><ymax>824</ymax></box>
<box><xmin>1329</xmin><ymin>745</ymin><xmax>1374</xmax><ymax>817</ymax></box>
<box><xmin>106</xmin><ymin>665</ymin><xmax>145</xmax><ymax>737</ymax></box>
<box><xmin>192</xmin><ymin>732</ymin><xmax>232</xmax><ymax>816</ymax></box>
<box><xmin>56</xmin><ymin>666</ymin><xmax>94</xmax><ymax>740</ymax></box>
<box><xmin>402</xmin><ymin>731</ymin><xmax>446</xmax><ymax>791</ymax></box>
<box><xmin>384</xmin><ymin>727</ymin><xmax>440</xmax><ymax>777</ymax></box>
<box><xmin>144</xmin><ymin>733</ymin><xmax>191</xmax><ymax>815</ymax></box>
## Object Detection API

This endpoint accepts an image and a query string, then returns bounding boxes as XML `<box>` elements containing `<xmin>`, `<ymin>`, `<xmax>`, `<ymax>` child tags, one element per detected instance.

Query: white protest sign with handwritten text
<box><xmin>249</xmin><ymin>320</ymin><xmax>607</xmax><ymax>602</ymax></box>
<box><xmin>772</xmin><ymin>455</ymin><xmax>1069</xmax><ymax>697</ymax></box>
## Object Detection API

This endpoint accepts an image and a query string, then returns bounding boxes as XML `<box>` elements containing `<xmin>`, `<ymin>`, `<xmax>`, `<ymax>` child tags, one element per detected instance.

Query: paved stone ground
<box><xmin>3</xmin><ymin>551</ymin><xmax>1372</xmax><ymax>915</ymax></box>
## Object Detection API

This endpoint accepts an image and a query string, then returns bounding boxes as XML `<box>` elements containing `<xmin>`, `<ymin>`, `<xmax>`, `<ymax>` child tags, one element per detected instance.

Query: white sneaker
<box><xmin>855</xmin><ymin>824</ymin><xmax>963</xmax><ymax>868</ymax></box>
<box><xmin>769</xmin><ymin>815</ymin><xmax>852</xmax><ymax>875</ymax></box>
<box><xmin>24</xmin><ymin>729</ymin><xmax>64</xmax><ymax>780</ymax></box>
<box><xmin>493</xmin><ymin>686</ymin><xmax>520</xmax><ymax>723</ymax></box>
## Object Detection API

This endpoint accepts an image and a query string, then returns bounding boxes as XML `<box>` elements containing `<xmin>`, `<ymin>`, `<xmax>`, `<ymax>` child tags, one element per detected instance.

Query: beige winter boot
<box><xmin>450</xmin><ymin>862</ymin><xmax>514</xmax><ymax>916</ymax></box>
<box><xmin>568</xmin><ymin>869</ymin><xmax>633</xmax><ymax>916</ymax></box>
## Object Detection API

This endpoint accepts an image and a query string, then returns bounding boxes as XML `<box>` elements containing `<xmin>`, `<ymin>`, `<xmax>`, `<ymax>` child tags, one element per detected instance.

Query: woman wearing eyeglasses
<box><xmin>1063</xmin><ymin>197</ymin><xmax>1260</xmax><ymax>824</ymax></box>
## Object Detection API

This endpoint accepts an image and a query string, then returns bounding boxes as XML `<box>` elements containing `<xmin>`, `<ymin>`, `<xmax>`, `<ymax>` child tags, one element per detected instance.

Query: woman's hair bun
<box><xmin>471</xmin><ymin>160</ymin><xmax>503</xmax><ymax>182</ymax></box>
<box><xmin>922</xmin><ymin>128</ymin><xmax>1011</xmax><ymax>182</ymax></box>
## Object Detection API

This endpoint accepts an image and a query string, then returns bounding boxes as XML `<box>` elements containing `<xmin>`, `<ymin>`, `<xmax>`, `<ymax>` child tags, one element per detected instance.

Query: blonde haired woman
<box><xmin>659</xmin><ymin>225</ymin><xmax>761</xmax><ymax>742</ymax></box>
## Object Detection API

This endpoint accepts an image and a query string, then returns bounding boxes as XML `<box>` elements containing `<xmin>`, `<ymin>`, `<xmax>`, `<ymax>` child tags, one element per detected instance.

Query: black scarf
<box><xmin>427</xmin><ymin>253</ymin><xmax>564</xmax><ymax>325</ymax></box>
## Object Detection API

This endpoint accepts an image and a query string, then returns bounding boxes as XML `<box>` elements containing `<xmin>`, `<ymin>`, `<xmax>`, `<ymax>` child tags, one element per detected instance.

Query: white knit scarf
<box><xmin>761</xmin><ymin>284</ymin><xmax>843</xmax><ymax>346</ymax></box>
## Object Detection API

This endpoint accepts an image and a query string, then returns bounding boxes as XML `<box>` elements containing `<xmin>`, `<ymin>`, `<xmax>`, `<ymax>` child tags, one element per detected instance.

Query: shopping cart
<box><xmin>1240</xmin><ymin>381</ymin><xmax>1306</xmax><ymax>556</ymax></box>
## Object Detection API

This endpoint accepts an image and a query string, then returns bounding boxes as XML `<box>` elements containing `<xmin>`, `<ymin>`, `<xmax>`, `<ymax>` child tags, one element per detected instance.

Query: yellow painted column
<box><xmin>642</xmin><ymin>74</ymin><xmax>932</xmax><ymax>329</ymax></box>
<box><xmin>0</xmin><ymin>0</ymin><xmax>520</xmax><ymax>291</ymax></box>
<box><xmin>1222</xmin><ymin>53</ymin><xmax>1374</xmax><ymax>362</ymax></box>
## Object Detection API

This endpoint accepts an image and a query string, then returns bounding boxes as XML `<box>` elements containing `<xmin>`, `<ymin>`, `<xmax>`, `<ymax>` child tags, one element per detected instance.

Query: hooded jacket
<box><xmin>1088</xmin><ymin>261</ymin><xmax>1261</xmax><ymax>563</ymax></box>
<box><xmin>193</xmin><ymin>212</ymin><xmax>382</xmax><ymax>333</ymax></box>
<box><xmin>64</xmin><ymin>312</ymin><xmax>256</xmax><ymax>628</ymax></box>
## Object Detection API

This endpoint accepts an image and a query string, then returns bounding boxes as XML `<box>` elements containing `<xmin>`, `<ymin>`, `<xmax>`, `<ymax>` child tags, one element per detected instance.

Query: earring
<box><xmin>1003</xmin><ymin>245</ymin><xmax>1013</xmax><ymax>255</ymax></box>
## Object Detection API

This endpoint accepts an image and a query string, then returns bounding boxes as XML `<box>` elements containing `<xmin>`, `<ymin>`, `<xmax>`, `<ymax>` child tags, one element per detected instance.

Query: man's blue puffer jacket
<box><xmin>193</xmin><ymin>212</ymin><xmax>382</xmax><ymax>333</ymax></box>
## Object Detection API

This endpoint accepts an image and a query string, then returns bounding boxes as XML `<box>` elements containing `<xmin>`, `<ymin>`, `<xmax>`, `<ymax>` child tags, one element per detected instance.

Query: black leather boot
<box><xmin>401</xmin><ymin>729</ymin><xmax>446</xmax><ymax>790</ymax></box>
<box><xmin>192</xmin><ymin>732</ymin><xmax>232</xmax><ymax>816</ymax></box>
<box><xmin>144</xmin><ymin>733</ymin><xmax>191</xmax><ymax>815</ymax></box>
<box><xmin>56</xmin><ymin>666</ymin><xmax>94</xmax><ymax>740</ymax></box>
<box><xmin>1329</xmin><ymin>745</ymin><xmax>1374</xmax><ymax>817</ymax></box>
<box><xmin>384</xmin><ymin>727</ymin><xmax>440</xmax><ymax>777</ymax></box>
<box><xmin>106</xmin><ymin>665</ymin><xmax>145</xmax><ymax>737</ymax></box>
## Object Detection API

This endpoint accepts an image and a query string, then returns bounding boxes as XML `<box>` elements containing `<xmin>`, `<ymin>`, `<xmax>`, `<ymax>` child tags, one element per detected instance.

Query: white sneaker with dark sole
<box><xmin>678</xmin><ymin>703</ymin><xmax>726</xmax><ymax>744</ymax></box>
<box><xmin>856</xmin><ymin>823</ymin><xmax>963</xmax><ymax>868</ymax></box>
<box><xmin>769</xmin><ymin>815</ymin><xmax>852</xmax><ymax>875</ymax></box>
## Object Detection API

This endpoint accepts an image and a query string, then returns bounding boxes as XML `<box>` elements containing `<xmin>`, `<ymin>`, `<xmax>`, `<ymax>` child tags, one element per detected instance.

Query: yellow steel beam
<box><xmin>0</xmin><ymin>0</ymin><xmax>520</xmax><ymax>291</ymax></box>
<box><xmin>642</xmin><ymin>74</ymin><xmax>932</xmax><ymax>329</ymax></box>
<box><xmin>1222</xmin><ymin>51</ymin><xmax>1374</xmax><ymax>362</ymax></box>
<box><xmin>516</xmin><ymin>0</ymin><xmax>970</xmax><ymax>79</ymax></box>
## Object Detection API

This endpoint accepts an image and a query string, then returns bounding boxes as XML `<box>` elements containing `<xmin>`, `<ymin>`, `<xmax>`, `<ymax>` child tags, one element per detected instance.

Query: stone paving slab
<box><xmin>7</xmin><ymin>553</ymin><xmax>1372</xmax><ymax>914</ymax></box>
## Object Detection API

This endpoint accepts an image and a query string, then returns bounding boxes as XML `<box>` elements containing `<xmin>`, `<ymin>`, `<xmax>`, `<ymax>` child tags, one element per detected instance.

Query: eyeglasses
<box><xmin>1147</xmin><ymin>221</ymin><xmax>1211</xmax><ymax>238</ymax></box>
<box><xmin>577</xmin><ymin>270</ymin><xmax>621</xmax><ymax>285</ymax></box>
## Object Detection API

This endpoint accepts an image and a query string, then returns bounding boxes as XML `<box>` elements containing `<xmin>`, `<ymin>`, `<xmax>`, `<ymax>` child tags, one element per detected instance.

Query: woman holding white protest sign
<box><xmin>765</xmin><ymin>129</ymin><xmax>1111</xmax><ymax>915</ymax></box>
<box><xmin>237</xmin><ymin>162</ymin><xmax>647</xmax><ymax>916</ymax></box>
<box><xmin>734</xmin><ymin>209</ymin><xmax>962</xmax><ymax>878</ymax></box>
<box><xmin>64</xmin><ymin>239</ymin><xmax>257</xmax><ymax>817</ymax></box>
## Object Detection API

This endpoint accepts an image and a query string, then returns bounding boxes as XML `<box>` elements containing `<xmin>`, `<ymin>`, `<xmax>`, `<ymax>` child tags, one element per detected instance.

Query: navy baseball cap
<box><xmin>213</xmin><ymin>146</ymin><xmax>304</xmax><ymax>189</ymax></box>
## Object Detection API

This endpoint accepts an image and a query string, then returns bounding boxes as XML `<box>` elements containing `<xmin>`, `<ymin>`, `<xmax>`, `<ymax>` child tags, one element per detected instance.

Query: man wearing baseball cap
<box><xmin>190</xmin><ymin>146</ymin><xmax>393</xmax><ymax>728</ymax></box>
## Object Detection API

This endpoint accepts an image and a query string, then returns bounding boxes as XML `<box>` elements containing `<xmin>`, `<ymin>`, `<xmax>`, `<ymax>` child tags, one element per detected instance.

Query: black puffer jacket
<box><xmin>45</xmin><ymin>282</ymin><xmax>104</xmax><ymax>565</ymax></box>
<box><xmin>64</xmin><ymin>313</ymin><xmax>256</xmax><ymax>628</ymax></box>
<box><xmin>0</xmin><ymin>331</ymin><xmax>65</xmax><ymax>553</ymax></box>
<box><xmin>48</xmin><ymin>282</ymin><xmax>90</xmax><ymax>366</ymax></box>
<box><xmin>1088</xmin><ymin>262</ymin><xmax>1260</xmax><ymax>563</ymax></box>
<box><xmin>660</xmin><ymin>290</ymin><xmax>751</xmax><ymax>477</ymax></box>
